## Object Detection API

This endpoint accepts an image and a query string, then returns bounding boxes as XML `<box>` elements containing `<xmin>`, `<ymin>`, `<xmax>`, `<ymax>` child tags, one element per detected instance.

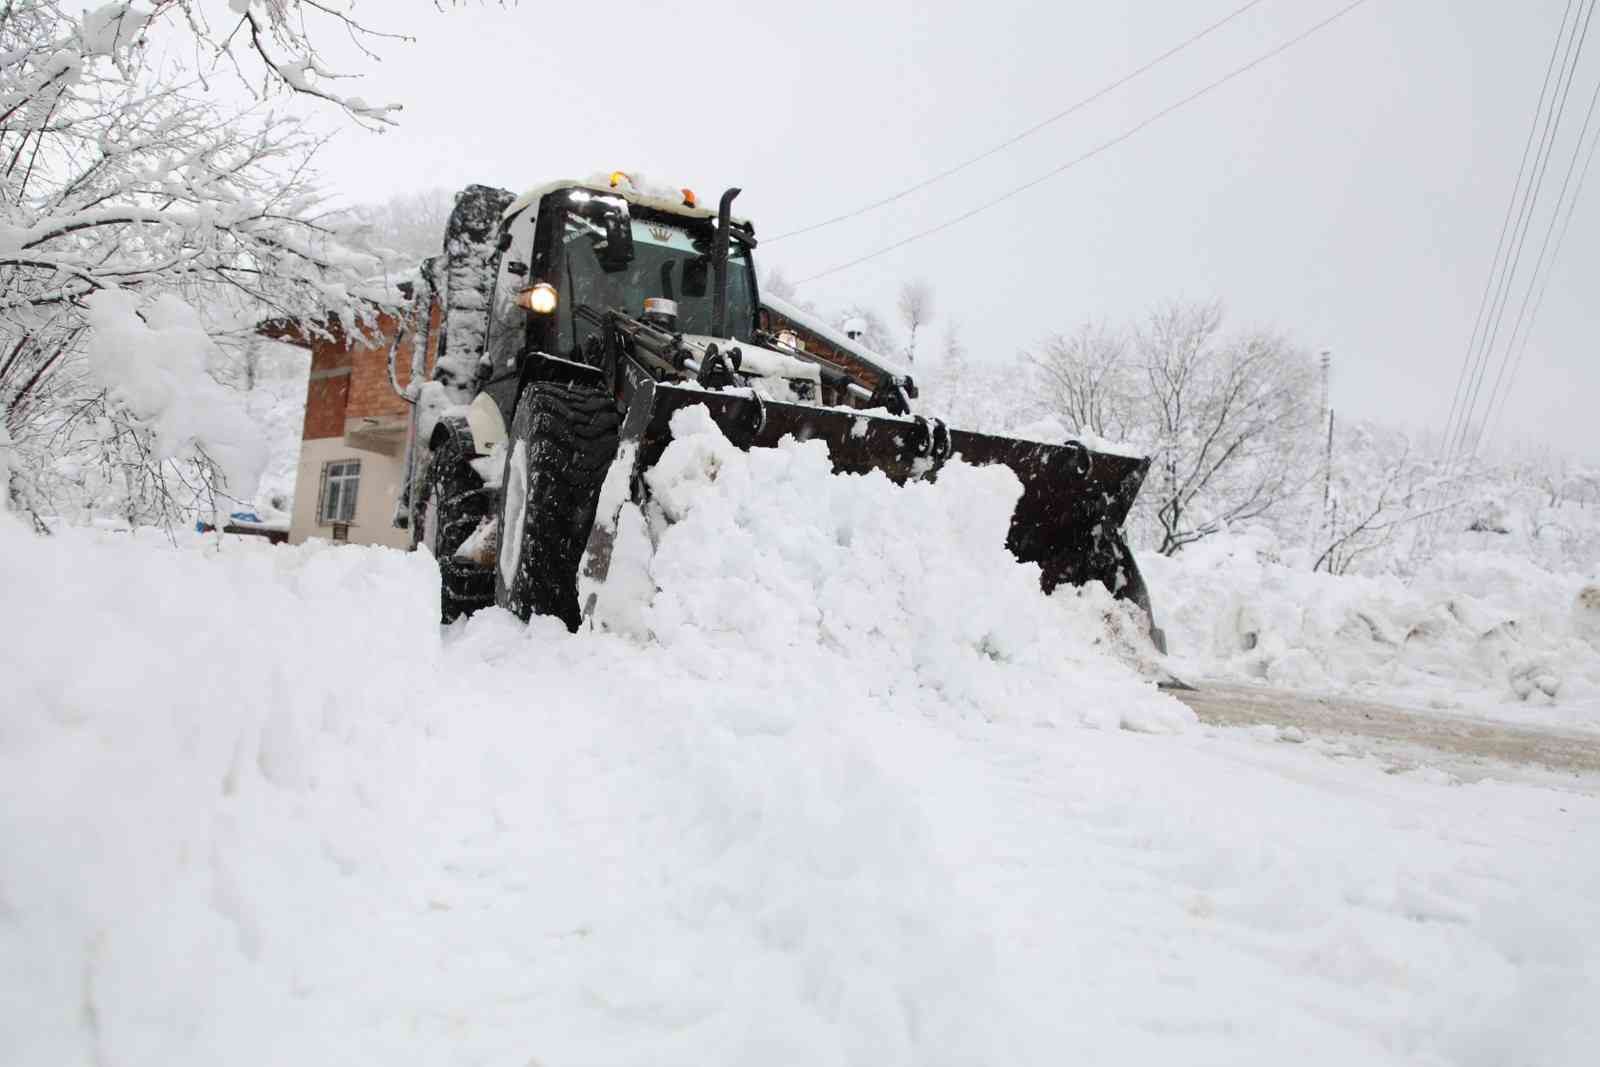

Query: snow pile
<box><xmin>1146</xmin><ymin>529</ymin><xmax>1600</xmax><ymax>727</ymax></box>
<box><xmin>0</xmin><ymin>417</ymin><xmax>1188</xmax><ymax>1066</ymax></box>
<box><xmin>591</xmin><ymin>406</ymin><xmax>1185</xmax><ymax>733</ymax></box>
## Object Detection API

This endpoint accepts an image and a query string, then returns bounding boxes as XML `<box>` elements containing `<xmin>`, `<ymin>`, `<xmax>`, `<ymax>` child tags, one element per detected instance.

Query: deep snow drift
<box><xmin>3</xmin><ymin>413</ymin><xmax>1598</xmax><ymax>1066</ymax></box>
<box><xmin>1147</xmin><ymin>529</ymin><xmax>1600</xmax><ymax>730</ymax></box>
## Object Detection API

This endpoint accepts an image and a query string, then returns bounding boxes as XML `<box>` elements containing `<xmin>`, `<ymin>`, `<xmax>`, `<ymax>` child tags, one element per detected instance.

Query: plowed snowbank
<box><xmin>1</xmin><ymin>412</ymin><xmax>1185</xmax><ymax>1066</ymax></box>
<box><xmin>1146</xmin><ymin>530</ymin><xmax>1600</xmax><ymax>729</ymax></box>
<box><xmin>591</xmin><ymin>407</ymin><xmax>1182</xmax><ymax>732</ymax></box>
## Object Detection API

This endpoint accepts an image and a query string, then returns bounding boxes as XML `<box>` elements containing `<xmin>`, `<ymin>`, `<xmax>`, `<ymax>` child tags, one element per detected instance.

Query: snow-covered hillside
<box><xmin>3</xmin><ymin>414</ymin><xmax>1597</xmax><ymax>1066</ymax></box>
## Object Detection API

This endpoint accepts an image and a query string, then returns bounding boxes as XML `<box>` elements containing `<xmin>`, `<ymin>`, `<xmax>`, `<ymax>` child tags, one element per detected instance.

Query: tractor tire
<box><xmin>412</xmin><ymin>417</ymin><xmax>496</xmax><ymax>623</ymax></box>
<box><xmin>495</xmin><ymin>380</ymin><xmax>621</xmax><ymax>630</ymax></box>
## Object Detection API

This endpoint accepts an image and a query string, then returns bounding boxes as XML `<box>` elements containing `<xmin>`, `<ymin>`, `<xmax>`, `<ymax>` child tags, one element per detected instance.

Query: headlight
<box><xmin>515</xmin><ymin>282</ymin><xmax>558</xmax><ymax>314</ymax></box>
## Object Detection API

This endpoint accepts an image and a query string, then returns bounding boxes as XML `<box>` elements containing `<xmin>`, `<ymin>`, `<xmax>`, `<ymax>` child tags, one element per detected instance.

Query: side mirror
<box><xmin>682</xmin><ymin>255</ymin><xmax>709</xmax><ymax>298</ymax></box>
<box><xmin>597</xmin><ymin>209</ymin><xmax>634</xmax><ymax>271</ymax></box>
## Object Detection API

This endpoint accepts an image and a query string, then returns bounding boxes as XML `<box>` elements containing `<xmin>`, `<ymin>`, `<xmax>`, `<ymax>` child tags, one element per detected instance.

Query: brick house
<box><xmin>263</xmin><ymin>298</ymin><xmax>441</xmax><ymax>549</ymax></box>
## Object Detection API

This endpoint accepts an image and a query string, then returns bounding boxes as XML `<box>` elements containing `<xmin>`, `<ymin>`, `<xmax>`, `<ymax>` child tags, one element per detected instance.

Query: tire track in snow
<box><xmin>1176</xmin><ymin>683</ymin><xmax>1600</xmax><ymax>777</ymax></box>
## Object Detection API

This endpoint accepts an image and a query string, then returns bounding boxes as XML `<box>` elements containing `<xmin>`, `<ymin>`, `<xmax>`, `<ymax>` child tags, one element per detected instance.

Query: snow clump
<box><xmin>82</xmin><ymin>290</ymin><xmax>268</xmax><ymax>516</ymax></box>
<box><xmin>591</xmin><ymin>405</ymin><xmax>1189</xmax><ymax>734</ymax></box>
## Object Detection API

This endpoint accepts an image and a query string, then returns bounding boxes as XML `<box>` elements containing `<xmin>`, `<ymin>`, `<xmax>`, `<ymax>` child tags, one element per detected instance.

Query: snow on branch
<box><xmin>2</xmin><ymin>1</ymin><xmax>404</xmax><ymax>528</ymax></box>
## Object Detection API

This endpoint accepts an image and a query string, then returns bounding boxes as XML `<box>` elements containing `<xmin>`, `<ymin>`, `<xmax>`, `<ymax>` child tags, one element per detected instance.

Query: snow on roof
<box><xmin>502</xmin><ymin>173</ymin><xmax>751</xmax><ymax>227</ymax></box>
<box><xmin>760</xmin><ymin>291</ymin><xmax>910</xmax><ymax>381</ymax></box>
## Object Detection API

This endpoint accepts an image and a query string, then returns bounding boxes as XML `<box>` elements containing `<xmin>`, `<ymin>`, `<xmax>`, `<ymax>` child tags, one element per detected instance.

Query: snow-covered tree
<box><xmin>133</xmin><ymin>1</ymin><xmax>412</xmax><ymax>126</ymax></box>
<box><xmin>1135</xmin><ymin>304</ymin><xmax>1319</xmax><ymax>554</ymax></box>
<box><xmin>896</xmin><ymin>278</ymin><xmax>935</xmax><ymax>364</ymax></box>
<box><xmin>916</xmin><ymin>319</ymin><xmax>1027</xmax><ymax>431</ymax></box>
<box><xmin>1</xmin><ymin>1</ymin><xmax>412</xmax><ymax>527</ymax></box>
<box><xmin>1024</xmin><ymin>323</ymin><xmax>1140</xmax><ymax>445</ymax></box>
<box><xmin>1030</xmin><ymin>303</ymin><xmax>1318</xmax><ymax>555</ymax></box>
<box><xmin>343</xmin><ymin>188</ymin><xmax>455</xmax><ymax>262</ymax></box>
<box><xmin>1311</xmin><ymin>423</ymin><xmax>1456</xmax><ymax>574</ymax></box>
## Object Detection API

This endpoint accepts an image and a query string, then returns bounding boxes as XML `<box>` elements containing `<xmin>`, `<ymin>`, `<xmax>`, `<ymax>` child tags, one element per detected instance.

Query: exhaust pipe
<box><xmin>711</xmin><ymin>187</ymin><xmax>740</xmax><ymax>339</ymax></box>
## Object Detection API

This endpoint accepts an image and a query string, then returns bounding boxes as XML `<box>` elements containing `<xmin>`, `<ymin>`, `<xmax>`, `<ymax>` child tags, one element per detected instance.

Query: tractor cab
<box><xmin>476</xmin><ymin>174</ymin><xmax>821</xmax><ymax>425</ymax></box>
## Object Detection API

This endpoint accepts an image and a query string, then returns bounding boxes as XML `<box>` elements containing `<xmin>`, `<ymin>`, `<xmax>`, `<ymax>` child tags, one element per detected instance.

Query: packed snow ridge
<box><xmin>2</xmin><ymin>410</ymin><xmax>1598</xmax><ymax>1066</ymax></box>
<box><xmin>586</xmin><ymin>406</ymin><xmax>1178</xmax><ymax>731</ymax></box>
<box><xmin>1149</xmin><ymin>528</ymin><xmax>1600</xmax><ymax>730</ymax></box>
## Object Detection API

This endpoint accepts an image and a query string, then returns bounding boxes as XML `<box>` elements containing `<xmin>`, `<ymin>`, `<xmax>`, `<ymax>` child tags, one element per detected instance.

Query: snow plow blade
<box><xmin>588</xmin><ymin>380</ymin><xmax>1159</xmax><ymax>637</ymax></box>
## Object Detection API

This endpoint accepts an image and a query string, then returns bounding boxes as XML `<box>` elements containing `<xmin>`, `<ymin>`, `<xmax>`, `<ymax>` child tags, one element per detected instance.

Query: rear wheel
<box><xmin>495</xmin><ymin>381</ymin><xmax>621</xmax><ymax>630</ymax></box>
<box><xmin>412</xmin><ymin>418</ymin><xmax>495</xmax><ymax>623</ymax></box>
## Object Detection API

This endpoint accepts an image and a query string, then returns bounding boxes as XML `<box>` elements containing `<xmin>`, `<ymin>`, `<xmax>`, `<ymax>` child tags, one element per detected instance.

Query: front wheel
<box><xmin>412</xmin><ymin>418</ymin><xmax>495</xmax><ymax>623</ymax></box>
<box><xmin>495</xmin><ymin>381</ymin><xmax>621</xmax><ymax>630</ymax></box>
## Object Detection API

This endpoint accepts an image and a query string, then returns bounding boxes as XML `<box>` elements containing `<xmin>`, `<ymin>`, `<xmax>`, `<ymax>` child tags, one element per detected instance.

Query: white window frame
<box><xmin>319</xmin><ymin>459</ymin><xmax>361</xmax><ymax>526</ymax></box>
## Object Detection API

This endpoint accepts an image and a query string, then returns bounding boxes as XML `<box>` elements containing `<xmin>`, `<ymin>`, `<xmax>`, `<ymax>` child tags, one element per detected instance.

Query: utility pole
<box><xmin>1308</xmin><ymin>350</ymin><xmax>1334</xmax><ymax>564</ymax></box>
<box><xmin>1320</xmin><ymin>350</ymin><xmax>1333</xmax><ymax>525</ymax></box>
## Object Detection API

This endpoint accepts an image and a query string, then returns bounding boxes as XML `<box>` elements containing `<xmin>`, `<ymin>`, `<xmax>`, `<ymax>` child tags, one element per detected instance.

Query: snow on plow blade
<box><xmin>584</xmin><ymin>381</ymin><xmax>1159</xmax><ymax>634</ymax></box>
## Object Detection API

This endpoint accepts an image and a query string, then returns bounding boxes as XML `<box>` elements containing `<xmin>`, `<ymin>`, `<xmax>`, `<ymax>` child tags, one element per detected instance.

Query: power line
<box><xmin>1478</xmin><ymin>50</ymin><xmax>1600</xmax><ymax>449</ymax></box>
<box><xmin>767</xmin><ymin>0</ymin><xmax>1270</xmax><ymax>244</ymax></box>
<box><xmin>792</xmin><ymin>0</ymin><xmax>1375</xmax><ymax>287</ymax></box>
<box><xmin>1437</xmin><ymin>0</ymin><xmax>1575</xmax><ymax>460</ymax></box>
<box><xmin>1482</xmin><ymin>118</ymin><xmax>1600</xmax><ymax>442</ymax></box>
<box><xmin>1447</xmin><ymin>0</ymin><xmax>1594</xmax><ymax>463</ymax></box>
<box><xmin>1417</xmin><ymin>0</ymin><xmax>1588</xmax><ymax>555</ymax></box>
<box><xmin>1444</xmin><ymin>0</ymin><xmax>1595</xmax><ymax>466</ymax></box>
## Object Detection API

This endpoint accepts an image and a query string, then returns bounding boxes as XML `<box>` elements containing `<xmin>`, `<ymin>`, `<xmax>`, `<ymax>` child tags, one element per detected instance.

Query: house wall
<box><xmin>303</xmin><ymin>370</ymin><xmax>351</xmax><ymax>439</ymax></box>
<box><xmin>289</xmin><ymin>437</ymin><xmax>412</xmax><ymax>549</ymax></box>
<box><xmin>289</xmin><ymin>305</ymin><xmax>440</xmax><ymax>550</ymax></box>
<box><xmin>347</xmin><ymin>312</ymin><xmax>415</xmax><ymax>422</ymax></box>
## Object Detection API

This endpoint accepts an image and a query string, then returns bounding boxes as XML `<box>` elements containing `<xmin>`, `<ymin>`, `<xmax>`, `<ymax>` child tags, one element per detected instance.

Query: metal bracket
<box><xmin>869</xmin><ymin>374</ymin><xmax>916</xmax><ymax>416</ymax></box>
<box><xmin>1060</xmin><ymin>439</ymin><xmax>1092</xmax><ymax>478</ymax></box>
<box><xmin>523</xmin><ymin>350</ymin><xmax>606</xmax><ymax>390</ymax></box>
<box><xmin>696</xmin><ymin>343</ymin><xmax>746</xmax><ymax>390</ymax></box>
<box><xmin>746</xmin><ymin>390</ymin><xmax>768</xmax><ymax>440</ymax></box>
<box><xmin>907</xmin><ymin>415</ymin><xmax>952</xmax><ymax>469</ymax></box>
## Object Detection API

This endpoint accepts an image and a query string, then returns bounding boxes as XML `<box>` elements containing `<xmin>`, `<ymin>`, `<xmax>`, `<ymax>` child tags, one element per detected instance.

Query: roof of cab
<box><xmin>502</xmin><ymin>172</ymin><xmax>752</xmax><ymax>228</ymax></box>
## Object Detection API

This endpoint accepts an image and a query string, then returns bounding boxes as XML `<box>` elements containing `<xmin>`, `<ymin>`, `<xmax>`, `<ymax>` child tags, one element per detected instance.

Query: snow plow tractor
<box><xmin>393</xmin><ymin>175</ymin><xmax>1163</xmax><ymax>649</ymax></box>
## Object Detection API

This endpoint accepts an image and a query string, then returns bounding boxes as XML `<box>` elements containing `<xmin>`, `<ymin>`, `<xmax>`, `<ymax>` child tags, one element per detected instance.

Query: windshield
<box><xmin>553</xmin><ymin>201</ymin><xmax>755</xmax><ymax>357</ymax></box>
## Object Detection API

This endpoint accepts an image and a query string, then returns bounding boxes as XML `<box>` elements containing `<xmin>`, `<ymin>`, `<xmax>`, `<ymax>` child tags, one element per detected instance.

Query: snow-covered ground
<box><xmin>3</xmin><ymin>414</ymin><xmax>1598</xmax><ymax>1066</ymax></box>
<box><xmin>1147</xmin><ymin>529</ymin><xmax>1600</xmax><ymax>732</ymax></box>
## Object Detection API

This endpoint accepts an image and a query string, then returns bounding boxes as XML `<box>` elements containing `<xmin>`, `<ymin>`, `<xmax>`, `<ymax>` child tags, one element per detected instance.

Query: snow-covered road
<box><xmin>4</xmin><ymin>417</ymin><xmax>1598</xmax><ymax>1066</ymax></box>
<box><xmin>1176</xmin><ymin>682</ymin><xmax>1600</xmax><ymax>780</ymax></box>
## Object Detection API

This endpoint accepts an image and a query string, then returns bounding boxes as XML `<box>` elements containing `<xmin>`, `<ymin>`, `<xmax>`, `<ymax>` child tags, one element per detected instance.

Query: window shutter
<box><xmin>316</xmin><ymin>461</ymin><xmax>330</xmax><ymax>525</ymax></box>
<box><xmin>344</xmin><ymin>461</ymin><xmax>360</xmax><ymax>523</ymax></box>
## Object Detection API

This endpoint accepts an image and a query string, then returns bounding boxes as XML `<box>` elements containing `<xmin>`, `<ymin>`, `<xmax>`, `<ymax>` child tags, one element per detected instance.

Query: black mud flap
<box><xmin>581</xmin><ymin>383</ymin><xmax>1161</xmax><ymax>642</ymax></box>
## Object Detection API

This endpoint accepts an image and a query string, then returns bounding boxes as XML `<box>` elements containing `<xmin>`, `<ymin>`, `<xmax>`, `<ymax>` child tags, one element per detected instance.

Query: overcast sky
<box><xmin>299</xmin><ymin>0</ymin><xmax>1594</xmax><ymax>460</ymax></box>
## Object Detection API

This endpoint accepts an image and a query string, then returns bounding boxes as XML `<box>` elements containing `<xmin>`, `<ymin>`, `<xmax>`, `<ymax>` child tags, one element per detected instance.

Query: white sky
<box><xmin>294</xmin><ymin>0</ymin><xmax>1595</xmax><ymax>460</ymax></box>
